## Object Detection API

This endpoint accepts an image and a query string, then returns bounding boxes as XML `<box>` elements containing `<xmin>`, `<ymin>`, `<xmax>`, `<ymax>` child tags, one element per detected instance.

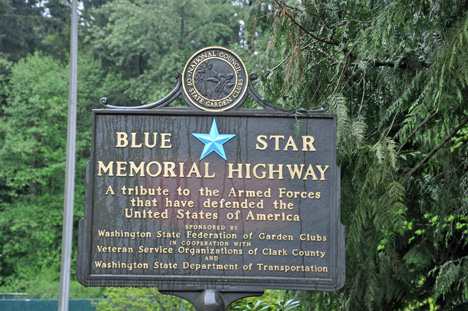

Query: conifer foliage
<box><xmin>254</xmin><ymin>0</ymin><xmax>468</xmax><ymax>310</ymax></box>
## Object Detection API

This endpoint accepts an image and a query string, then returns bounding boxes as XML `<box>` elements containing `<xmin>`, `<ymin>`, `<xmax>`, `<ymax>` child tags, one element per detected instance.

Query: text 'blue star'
<box><xmin>192</xmin><ymin>119</ymin><xmax>236</xmax><ymax>161</ymax></box>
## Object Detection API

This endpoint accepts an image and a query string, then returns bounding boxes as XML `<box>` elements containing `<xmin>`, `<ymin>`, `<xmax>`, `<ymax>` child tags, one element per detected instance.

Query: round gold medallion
<box><xmin>182</xmin><ymin>47</ymin><xmax>249</xmax><ymax>112</ymax></box>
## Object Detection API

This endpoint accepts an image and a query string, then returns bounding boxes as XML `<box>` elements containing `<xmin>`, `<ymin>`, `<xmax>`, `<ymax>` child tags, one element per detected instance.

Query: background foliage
<box><xmin>0</xmin><ymin>0</ymin><xmax>467</xmax><ymax>310</ymax></box>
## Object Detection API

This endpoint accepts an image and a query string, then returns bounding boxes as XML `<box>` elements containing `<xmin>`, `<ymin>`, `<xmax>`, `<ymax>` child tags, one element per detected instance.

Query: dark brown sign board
<box><xmin>77</xmin><ymin>109</ymin><xmax>345</xmax><ymax>292</ymax></box>
<box><xmin>77</xmin><ymin>47</ymin><xmax>344</xmax><ymax>309</ymax></box>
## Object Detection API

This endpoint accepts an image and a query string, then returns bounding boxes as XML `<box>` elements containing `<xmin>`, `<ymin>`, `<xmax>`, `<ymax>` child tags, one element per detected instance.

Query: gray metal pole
<box><xmin>58</xmin><ymin>0</ymin><xmax>78</xmax><ymax>310</ymax></box>
<box><xmin>195</xmin><ymin>290</ymin><xmax>226</xmax><ymax>311</ymax></box>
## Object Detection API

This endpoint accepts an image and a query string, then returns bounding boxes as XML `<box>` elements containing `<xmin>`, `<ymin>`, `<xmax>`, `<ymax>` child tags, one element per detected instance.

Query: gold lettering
<box><xmin>303</xmin><ymin>165</ymin><xmax>318</xmax><ymax>180</ymax></box>
<box><xmin>253</xmin><ymin>164</ymin><xmax>266</xmax><ymax>179</ymax></box>
<box><xmin>302</xmin><ymin>136</ymin><xmax>316</xmax><ymax>151</ymax></box>
<box><xmin>160</xmin><ymin>133</ymin><xmax>172</xmax><ymax>148</ymax></box>
<box><xmin>129</xmin><ymin>161</ymin><xmax>145</xmax><ymax>176</ymax></box>
<box><xmin>270</xmin><ymin>135</ymin><xmax>285</xmax><ymax>150</ymax></box>
<box><xmin>268</xmin><ymin>164</ymin><xmax>283</xmax><ymax>180</ymax></box>
<box><xmin>105</xmin><ymin>185</ymin><xmax>115</xmax><ymax>195</ymax></box>
<box><xmin>246</xmin><ymin>211</ymin><xmax>300</xmax><ymax>222</ymax></box>
<box><xmin>259</xmin><ymin>233</ymin><xmax>294</xmax><ymax>240</ymax></box>
<box><xmin>316</xmin><ymin>165</ymin><xmax>329</xmax><ymax>180</ymax></box>
<box><xmin>228</xmin><ymin>163</ymin><xmax>243</xmax><ymax>179</ymax></box>
<box><xmin>146</xmin><ymin>161</ymin><xmax>162</xmax><ymax>177</ymax></box>
<box><xmin>204</xmin><ymin>162</ymin><xmax>215</xmax><ymax>178</ymax></box>
<box><xmin>256</xmin><ymin>135</ymin><xmax>268</xmax><ymax>150</ymax></box>
<box><xmin>116</xmin><ymin>161</ymin><xmax>127</xmax><ymax>176</ymax></box>
<box><xmin>97</xmin><ymin>161</ymin><xmax>113</xmax><ymax>176</ymax></box>
<box><xmin>187</xmin><ymin>162</ymin><xmax>202</xmax><ymax>178</ymax></box>
<box><xmin>115</xmin><ymin>132</ymin><xmax>128</xmax><ymax>147</ymax></box>
<box><xmin>163</xmin><ymin>162</ymin><xmax>176</xmax><ymax>177</ymax></box>
<box><xmin>283</xmin><ymin>136</ymin><xmax>298</xmax><ymax>151</ymax></box>
<box><xmin>144</xmin><ymin>132</ymin><xmax>157</xmax><ymax>148</ymax></box>
<box><xmin>130</xmin><ymin>133</ymin><xmax>142</xmax><ymax>148</ymax></box>
<box><xmin>286</xmin><ymin>164</ymin><xmax>303</xmax><ymax>179</ymax></box>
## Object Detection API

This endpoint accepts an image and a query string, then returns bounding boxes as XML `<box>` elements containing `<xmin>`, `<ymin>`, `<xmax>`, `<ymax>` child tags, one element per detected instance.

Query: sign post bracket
<box><xmin>160</xmin><ymin>290</ymin><xmax>263</xmax><ymax>311</ymax></box>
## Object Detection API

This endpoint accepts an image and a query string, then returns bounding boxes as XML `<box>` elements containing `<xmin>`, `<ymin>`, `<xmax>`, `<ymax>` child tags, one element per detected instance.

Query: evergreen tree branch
<box><xmin>357</xmin><ymin>71</ymin><xmax>366</xmax><ymax>117</ymax></box>
<box><xmin>332</xmin><ymin>19</ymin><xmax>372</xmax><ymax>26</ymax></box>
<box><xmin>371</xmin><ymin>60</ymin><xmax>430</xmax><ymax>69</ymax></box>
<box><xmin>312</xmin><ymin>0</ymin><xmax>330</xmax><ymax>31</ymax></box>
<box><xmin>332</xmin><ymin>52</ymin><xmax>350</xmax><ymax>95</ymax></box>
<box><xmin>263</xmin><ymin>40</ymin><xmax>319</xmax><ymax>78</ymax></box>
<box><xmin>400</xmin><ymin>114</ymin><xmax>468</xmax><ymax>184</ymax></box>
<box><xmin>397</xmin><ymin>110</ymin><xmax>437</xmax><ymax>153</ymax></box>
<box><xmin>264</xmin><ymin>54</ymin><xmax>291</xmax><ymax>78</ymax></box>
<box><xmin>273</xmin><ymin>1</ymin><xmax>431</xmax><ymax>71</ymax></box>
<box><xmin>275</xmin><ymin>0</ymin><xmax>339</xmax><ymax>46</ymax></box>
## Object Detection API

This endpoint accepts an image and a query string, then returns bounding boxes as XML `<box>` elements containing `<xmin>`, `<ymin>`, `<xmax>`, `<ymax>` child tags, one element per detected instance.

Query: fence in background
<box><xmin>0</xmin><ymin>294</ymin><xmax>99</xmax><ymax>311</ymax></box>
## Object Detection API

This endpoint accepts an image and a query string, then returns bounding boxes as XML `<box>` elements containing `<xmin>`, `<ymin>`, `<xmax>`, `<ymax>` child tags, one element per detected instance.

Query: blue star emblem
<box><xmin>192</xmin><ymin>119</ymin><xmax>236</xmax><ymax>160</ymax></box>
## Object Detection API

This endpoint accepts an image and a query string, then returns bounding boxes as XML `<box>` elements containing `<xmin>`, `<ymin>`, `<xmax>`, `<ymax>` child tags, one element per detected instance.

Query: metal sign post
<box><xmin>58</xmin><ymin>0</ymin><xmax>78</xmax><ymax>310</ymax></box>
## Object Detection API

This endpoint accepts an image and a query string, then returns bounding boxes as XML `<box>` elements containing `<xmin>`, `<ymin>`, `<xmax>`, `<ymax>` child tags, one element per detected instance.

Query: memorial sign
<box><xmin>77</xmin><ymin>47</ymin><xmax>344</xmax><ymax>305</ymax></box>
